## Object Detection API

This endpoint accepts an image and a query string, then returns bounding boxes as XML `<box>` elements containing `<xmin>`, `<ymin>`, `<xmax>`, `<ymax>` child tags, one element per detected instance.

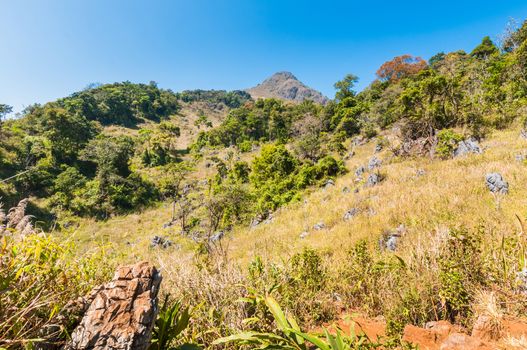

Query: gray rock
<box><xmin>209</xmin><ymin>231</ymin><xmax>224</xmax><ymax>242</ymax></box>
<box><xmin>485</xmin><ymin>173</ymin><xmax>509</xmax><ymax>194</ymax></box>
<box><xmin>324</xmin><ymin>179</ymin><xmax>335</xmax><ymax>189</ymax></box>
<box><xmin>416</xmin><ymin>169</ymin><xmax>426</xmax><ymax>177</ymax></box>
<box><xmin>380</xmin><ymin>226</ymin><xmax>405</xmax><ymax>252</ymax></box>
<box><xmin>313</xmin><ymin>222</ymin><xmax>326</xmax><ymax>230</ymax></box>
<box><xmin>251</xmin><ymin>215</ymin><xmax>263</xmax><ymax>227</ymax></box>
<box><xmin>343</xmin><ymin>208</ymin><xmax>359</xmax><ymax>220</ymax></box>
<box><xmin>375</xmin><ymin>143</ymin><xmax>383</xmax><ymax>153</ymax></box>
<box><xmin>151</xmin><ymin>236</ymin><xmax>172</xmax><ymax>248</ymax></box>
<box><xmin>368</xmin><ymin>156</ymin><xmax>382</xmax><ymax>170</ymax></box>
<box><xmin>386</xmin><ymin>236</ymin><xmax>398</xmax><ymax>251</ymax></box>
<box><xmin>182</xmin><ymin>184</ymin><xmax>192</xmax><ymax>194</ymax></box>
<box><xmin>454</xmin><ymin>138</ymin><xmax>482</xmax><ymax>157</ymax></box>
<box><xmin>355</xmin><ymin>166</ymin><xmax>366</xmax><ymax>177</ymax></box>
<box><xmin>251</xmin><ymin>212</ymin><xmax>272</xmax><ymax>227</ymax></box>
<box><xmin>162</xmin><ymin>220</ymin><xmax>176</xmax><ymax>229</ymax></box>
<box><xmin>299</xmin><ymin>231</ymin><xmax>309</xmax><ymax>239</ymax></box>
<box><xmin>366</xmin><ymin>173</ymin><xmax>381</xmax><ymax>187</ymax></box>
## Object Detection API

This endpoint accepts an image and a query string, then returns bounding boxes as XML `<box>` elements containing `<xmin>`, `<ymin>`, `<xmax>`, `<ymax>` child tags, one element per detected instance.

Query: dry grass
<box><xmin>69</xmin><ymin>124</ymin><xmax>527</xmax><ymax>274</ymax></box>
<box><xmin>61</xmin><ymin>124</ymin><xmax>527</xmax><ymax>343</ymax></box>
<box><xmin>226</xmin><ymin>126</ymin><xmax>527</xmax><ymax>265</ymax></box>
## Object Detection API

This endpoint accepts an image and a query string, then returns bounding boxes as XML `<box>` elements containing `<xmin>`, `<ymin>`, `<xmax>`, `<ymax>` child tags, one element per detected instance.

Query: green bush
<box><xmin>238</xmin><ymin>140</ymin><xmax>253</xmax><ymax>153</ymax></box>
<box><xmin>435</xmin><ymin>129</ymin><xmax>464</xmax><ymax>159</ymax></box>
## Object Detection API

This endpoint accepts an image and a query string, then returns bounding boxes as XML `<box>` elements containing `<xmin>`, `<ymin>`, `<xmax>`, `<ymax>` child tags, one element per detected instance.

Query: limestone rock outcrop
<box><xmin>64</xmin><ymin>261</ymin><xmax>162</xmax><ymax>350</ymax></box>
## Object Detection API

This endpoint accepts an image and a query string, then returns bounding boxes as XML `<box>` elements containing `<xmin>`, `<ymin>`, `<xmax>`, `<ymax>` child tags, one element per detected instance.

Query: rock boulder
<box><xmin>64</xmin><ymin>261</ymin><xmax>162</xmax><ymax>350</ymax></box>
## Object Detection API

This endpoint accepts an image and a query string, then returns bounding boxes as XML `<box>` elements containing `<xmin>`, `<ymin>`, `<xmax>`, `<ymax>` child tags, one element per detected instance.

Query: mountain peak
<box><xmin>269</xmin><ymin>71</ymin><xmax>298</xmax><ymax>80</ymax></box>
<box><xmin>246</xmin><ymin>72</ymin><xmax>328</xmax><ymax>105</ymax></box>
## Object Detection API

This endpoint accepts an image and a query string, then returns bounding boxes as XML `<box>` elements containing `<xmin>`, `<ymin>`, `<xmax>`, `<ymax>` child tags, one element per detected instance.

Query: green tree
<box><xmin>333</xmin><ymin>74</ymin><xmax>358</xmax><ymax>101</ymax></box>
<box><xmin>26</xmin><ymin>105</ymin><xmax>99</xmax><ymax>164</ymax></box>
<box><xmin>471</xmin><ymin>36</ymin><xmax>499</xmax><ymax>59</ymax></box>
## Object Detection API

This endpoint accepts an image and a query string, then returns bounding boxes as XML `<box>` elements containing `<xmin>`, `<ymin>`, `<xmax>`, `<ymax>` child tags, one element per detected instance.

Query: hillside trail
<box><xmin>318</xmin><ymin>312</ymin><xmax>527</xmax><ymax>349</ymax></box>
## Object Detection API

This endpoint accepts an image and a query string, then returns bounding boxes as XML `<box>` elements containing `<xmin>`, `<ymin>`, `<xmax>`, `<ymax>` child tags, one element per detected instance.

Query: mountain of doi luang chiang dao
<box><xmin>246</xmin><ymin>71</ymin><xmax>329</xmax><ymax>104</ymax></box>
<box><xmin>3</xmin><ymin>1</ymin><xmax>527</xmax><ymax>349</ymax></box>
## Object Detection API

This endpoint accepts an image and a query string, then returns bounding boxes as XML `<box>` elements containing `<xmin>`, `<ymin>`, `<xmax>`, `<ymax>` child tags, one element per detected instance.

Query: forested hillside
<box><xmin>2</xmin><ymin>18</ymin><xmax>527</xmax><ymax>350</ymax></box>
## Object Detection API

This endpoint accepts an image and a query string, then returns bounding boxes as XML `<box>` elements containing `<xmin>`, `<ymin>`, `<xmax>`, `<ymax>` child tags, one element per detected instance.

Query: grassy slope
<box><xmin>228</xmin><ymin>126</ymin><xmax>527</xmax><ymax>264</ymax></box>
<box><xmin>101</xmin><ymin>100</ymin><xmax>227</xmax><ymax>149</ymax></box>
<box><xmin>70</xmin><ymin>124</ymin><xmax>527</xmax><ymax>278</ymax></box>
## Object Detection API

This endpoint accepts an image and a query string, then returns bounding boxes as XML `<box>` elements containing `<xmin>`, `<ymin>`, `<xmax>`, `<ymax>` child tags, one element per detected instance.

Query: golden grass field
<box><xmin>68</xmin><ymin>123</ymin><xmax>527</xmax><ymax>284</ymax></box>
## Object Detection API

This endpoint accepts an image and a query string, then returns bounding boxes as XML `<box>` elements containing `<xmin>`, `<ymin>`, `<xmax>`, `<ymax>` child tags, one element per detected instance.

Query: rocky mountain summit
<box><xmin>246</xmin><ymin>71</ymin><xmax>329</xmax><ymax>104</ymax></box>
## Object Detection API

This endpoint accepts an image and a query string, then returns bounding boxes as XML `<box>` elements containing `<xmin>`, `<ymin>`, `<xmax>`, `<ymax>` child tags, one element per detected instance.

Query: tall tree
<box><xmin>376</xmin><ymin>55</ymin><xmax>427</xmax><ymax>82</ymax></box>
<box><xmin>471</xmin><ymin>36</ymin><xmax>499</xmax><ymax>59</ymax></box>
<box><xmin>333</xmin><ymin>74</ymin><xmax>358</xmax><ymax>101</ymax></box>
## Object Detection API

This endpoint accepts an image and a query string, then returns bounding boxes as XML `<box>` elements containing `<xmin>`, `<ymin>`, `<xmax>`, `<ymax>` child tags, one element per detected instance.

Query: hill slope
<box><xmin>246</xmin><ymin>71</ymin><xmax>329</xmax><ymax>104</ymax></box>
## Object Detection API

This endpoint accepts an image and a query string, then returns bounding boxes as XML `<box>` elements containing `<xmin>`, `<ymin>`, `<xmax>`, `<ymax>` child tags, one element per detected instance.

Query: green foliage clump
<box><xmin>250</xmin><ymin>144</ymin><xmax>345</xmax><ymax>212</ymax></box>
<box><xmin>176</xmin><ymin>89</ymin><xmax>251</xmax><ymax>109</ymax></box>
<box><xmin>139</xmin><ymin>121</ymin><xmax>181</xmax><ymax>167</ymax></box>
<box><xmin>237</xmin><ymin>140</ymin><xmax>254</xmax><ymax>153</ymax></box>
<box><xmin>435</xmin><ymin>129</ymin><xmax>464</xmax><ymax>159</ymax></box>
<box><xmin>51</xmin><ymin>135</ymin><xmax>158</xmax><ymax>217</ymax></box>
<box><xmin>57</xmin><ymin>81</ymin><xmax>179</xmax><ymax>126</ymax></box>
<box><xmin>471</xmin><ymin>36</ymin><xmax>499</xmax><ymax>59</ymax></box>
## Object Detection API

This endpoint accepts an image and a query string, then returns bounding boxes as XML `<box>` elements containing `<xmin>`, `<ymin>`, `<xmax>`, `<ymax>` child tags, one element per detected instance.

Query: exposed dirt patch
<box><xmin>323</xmin><ymin>313</ymin><xmax>527</xmax><ymax>350</ymax></box>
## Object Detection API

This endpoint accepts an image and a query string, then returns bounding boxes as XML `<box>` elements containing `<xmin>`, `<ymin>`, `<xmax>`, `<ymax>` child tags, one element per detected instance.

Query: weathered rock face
<box><xmin>246</xmin><ymin>71</ymin><xmax>329</xmax><ymax>104</ymax></box>
<box><xmin>367</xmin><ymin>156</ymin><xmax>382</xmax><ymax>170</ymax></box>
<box><xmin>366</xmin><ymin>173</ymin><xmax>381</xmax><ymax>187</ymax></box>
<box><xmin>396</xmin><ymin>136</ymin><xmax>438</xmax><ymax>157</ymax></box>
<box><xmin>64</xmin><ymin>261</ymin><xmax>162</xmax><ymax>350</ymax></box>
<box><xmin>485</xmin><ymin>173</ymin><xmax>509</xmax><ymax>194</ymax></box>
<box><xmin>454</xmin><ymin>138</ymin><xmax>482</xmax><ymax>157</ymax></box>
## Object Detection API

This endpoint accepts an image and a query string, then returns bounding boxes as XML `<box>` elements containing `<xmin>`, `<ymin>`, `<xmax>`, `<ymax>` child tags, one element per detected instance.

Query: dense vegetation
<box><xmin>176</xmin><ymin>89</ymin><xmax>252</xmax><ymax>109</ymax></box>
<box><xmin>2</xmin><ymin>19</ymin><xmax>527</xmax><ymax>350</ymax></box>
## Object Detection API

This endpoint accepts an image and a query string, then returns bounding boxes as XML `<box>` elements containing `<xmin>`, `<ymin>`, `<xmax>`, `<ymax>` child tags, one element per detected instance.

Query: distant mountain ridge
<box><xmin>246</xmin><ymin>71</ymin><xmax>329</xmax><ymax>104</ymax></box>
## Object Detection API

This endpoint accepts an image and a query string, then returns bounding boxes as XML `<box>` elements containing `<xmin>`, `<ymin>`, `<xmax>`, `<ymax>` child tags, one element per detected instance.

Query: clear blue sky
<box><xmin>2</xmin><ymin>0</ymin><xmax>527</xmax><ymax>114</ymax></box>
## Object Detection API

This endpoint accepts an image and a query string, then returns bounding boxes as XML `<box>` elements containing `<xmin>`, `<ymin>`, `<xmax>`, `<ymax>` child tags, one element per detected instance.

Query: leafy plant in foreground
<box><xmin>213</xmin><ymin>295</ymin><xmax>386</xmax><ymax>349</ymax></box>
<box><xmin>150</xmin><ymin>296</ymin><xmax>200</xmax><ymax>350</ymax></box>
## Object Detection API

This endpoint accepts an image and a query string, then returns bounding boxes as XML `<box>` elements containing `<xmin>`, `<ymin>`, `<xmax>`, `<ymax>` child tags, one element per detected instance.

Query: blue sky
<box><xmin>2</xmin><ymin>1</ymin><xmax>527</xmax><ymax>114</ymax></box>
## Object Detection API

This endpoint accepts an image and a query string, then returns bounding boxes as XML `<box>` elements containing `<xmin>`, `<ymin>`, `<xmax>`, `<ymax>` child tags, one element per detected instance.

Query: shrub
<box><xmin>238</xmin><ymin>140</ymin><xmax>253</xmax><ymax>153</ymax></box>
<box><xmin>435</xmin><ymin>129</ymin><xmax>464</xmax><ymax>159</ymax></box>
